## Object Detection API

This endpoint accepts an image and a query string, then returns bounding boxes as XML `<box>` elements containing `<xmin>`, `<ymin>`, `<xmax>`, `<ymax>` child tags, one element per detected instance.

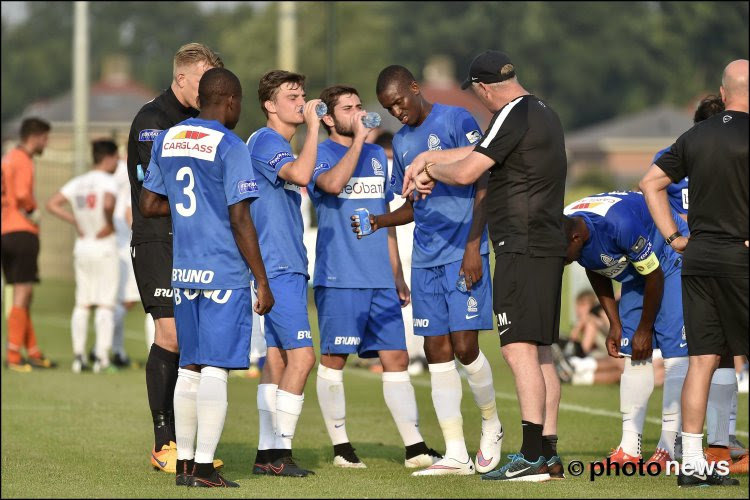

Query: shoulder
<box><xmin>131</xmin><ymin>101</ymin><xmax>170</xmax><ymax>138</ymax></box>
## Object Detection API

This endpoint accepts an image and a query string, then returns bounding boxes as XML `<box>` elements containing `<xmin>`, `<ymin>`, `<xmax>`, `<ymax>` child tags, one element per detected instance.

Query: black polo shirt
<box><xmin>655</xmin><ymin>110</ymin><xmax>749</xmax><ymax>278</ymax></box>
<box><xmin>474</xmin><ymin>94</ymin><xmax>568</xmax><ymax>257</ymax></box>
<box><xmin>127</xmin><ymin>87</ymin><xmax>198</xmax><ymax>245</ymax></box>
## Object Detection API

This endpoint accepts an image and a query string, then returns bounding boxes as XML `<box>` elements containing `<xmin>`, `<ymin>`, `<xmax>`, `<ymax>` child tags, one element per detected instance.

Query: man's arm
<box><xmin>14</xmin><ymin>160</ymin><xmax>36</xmax><ymax>212</ymax></box>
<box><xmin>585</xmin><ymin>270</ymin><xmax>624</xmax><ymax>359</ymax></box>
<box><xmin>405</xmin><ymin>152</ymin><xmax>495</xmax><ymax>199</ymax></box>
<box><xmin>45</xmin><ymin>192</ymin><xmax>81</xmax><ymax>235</ymax></box>
<box><xmin>96</xmin><ymin>192</ymin><xmax>115</xmax><ymax>238</ymax></box>
<box><xmin>228</xmin><ymin>200</ymin><xmax>274</xmax><ymax>315</ymax></box>
<box><xmin>385</xmin><ymin>204</ymin><xmax>410</xmax><ymax>307</ymax></box>
<box><xmin>631</xmin><ymin>266</ymin><xmax>663</xmax><ymax>361</ymax></box>
<box><xmin>314</xmin><ymin>111</ymin><xmax>368</xmax><ymax>194</ymax></box>
<box><xmin>352</xmin><ymin>198</ymin><xmax>414</xmax><ymax>239</ymax></box>
<box><xmin>276</xmin><ymin>100</ymin><xmax>323</xmax><ymax>187</ymax></box>
<box><xmin>460</xmin><ymin>171</ymin><xmax>488</xmax><ymax>290</ymax></box>
<box><xmin>639</xmin><ymin>164</ymin><xmax>686</xmax><ymax>252</ymax></box>
<box><xmin>139</xmin><ymin>188</ymin><xmax>170</xmax><ymax>218</ymax></box>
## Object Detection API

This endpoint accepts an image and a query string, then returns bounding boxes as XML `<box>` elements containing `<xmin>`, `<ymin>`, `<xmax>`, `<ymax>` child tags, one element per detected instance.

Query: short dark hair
<box><xmin>374</xmin><ymin>131</ymin><xmax>394</xmax><ymax>149</ymax></box>
<box><xmin>92</xmin><ymin>139</ymin><xmax>118</xmax><ymax>165</ymax></box>
<box><xmin>258</xmin><ymin>70</ymin><xmax>306</xmax><ymax>118</ymax></box>
<box><xmin>318</xmin><ymin>85</ymin><xmax>359</xmax><ymax>134</ymax></box>
<box><xmin>693</xmin><ymin>94</ymin><xmax>724</xmax><ymax>123</ymax></box>
<box><xmin>20</xmin><ymin>117</ymin><xmax>51</xmax><ymax>141</ymax></box>
<box><xmin>198</xmin><ymin>67</ymin><xmax>242</xmax><ymax>107</ymax></box>
<box><xmin>376</xmin><ymin>65</ymin><xmax>416</xmax><ymax>96</ymax></box>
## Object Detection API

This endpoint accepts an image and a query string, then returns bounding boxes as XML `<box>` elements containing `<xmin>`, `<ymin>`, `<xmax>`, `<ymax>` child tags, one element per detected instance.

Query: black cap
<box><xmin>461</xmin><ymin>50</ymin><xmax>515</xmax><ymax>90</ymax></box>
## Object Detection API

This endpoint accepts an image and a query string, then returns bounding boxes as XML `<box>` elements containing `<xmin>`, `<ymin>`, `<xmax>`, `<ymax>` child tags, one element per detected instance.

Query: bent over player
<box><xmin>141</xmin><ymin>67</ymin><xmax>273</xmax><ymax>488</ymax></box>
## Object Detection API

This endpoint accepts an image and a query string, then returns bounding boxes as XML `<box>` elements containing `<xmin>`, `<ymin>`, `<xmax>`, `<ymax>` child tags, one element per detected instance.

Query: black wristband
<box><xmin>665</xmin><ymin>231</ymin><xmax>682</xmax><ymax>246</ymax></box>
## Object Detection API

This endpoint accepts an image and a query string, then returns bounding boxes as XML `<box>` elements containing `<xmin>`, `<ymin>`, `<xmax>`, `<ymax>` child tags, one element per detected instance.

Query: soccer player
<box><xmin>46</xmin><ymin>139</ymin><xmax>121</xmax><ymax>373</ymax></box>
<box><xmin>405</xmin><ymin>51</ymin><xmax>568</xmax><ymax>481</ymax></box>
<box><xmin>247</xmin><ymin>70</ymin><xmax>321</xmax><ymax>477</ymax></box>
<box><xmin>640</xmin><ymin>59</ymin><xmax>747</xmax><ymax>487</ymax></box>
<box><xmin>311</xmin><ymin>85</ymin><xmax>441</xmax><ymax>469</ymax></box>
<box><xmin>562</xmin><ymin>191</ymin><xmax>690</xmax><ymax>469</ymax></box>
<box><xmin>127</xmin><ymin>42</ymin><xmax>223</xmax><ymax>474</ymax></box>
<box><xmin>140</xmin><ymin>67</ymin><xmax>273</xmax><ymax>488</ymax></box>
<box><xmin>1</xmin><ymin>117</ymin><xmax>56</xmax><ymax>372</ymax></box>
<box><xmin>363</xmin><ymin>65</ymin><xmax>502</xmax><ymax>476</ymax></box>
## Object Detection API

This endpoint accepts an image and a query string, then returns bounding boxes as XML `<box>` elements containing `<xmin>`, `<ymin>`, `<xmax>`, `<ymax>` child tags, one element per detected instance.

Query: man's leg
<box><xmin>538</xmin><ymin>345</ymin><xmax>562</xmax><ymax>470</ymax></box>
<box><xmin>7</xmin><ymin>283</ymin><xmax>33</xmax><ymax>367</ymax></box>
<box><xmin>71</xmin><ymin>304</ymin><xmax>91</xmax><ymax>373</ymax></box>
<box><xmin>93</xmin><ymin>305</ymin><xmax>115</xmax><ymax>372</ymax></box>
<box><xmin>254</xmin><ymin>346</ymin><xmax>286</xmax><ymax>472</ymax></box>
<box><xmin>317</xmin><ymin>353</ymin><xmax>360</xmax><ymax>466</ymax></box>
<box><xmin>275</xmin><ymin>345</ymin><xmax>316</xmax><ymax>463</ymax></box>
<box><xmin>681</xmin><ymin>354</ymin><xmax>721</xmax><ymax>471</ymax></box>
<box><xmin>174</xmin><ymin>364</ymin><xmax>200</xmax><ymax>484</ymax></box>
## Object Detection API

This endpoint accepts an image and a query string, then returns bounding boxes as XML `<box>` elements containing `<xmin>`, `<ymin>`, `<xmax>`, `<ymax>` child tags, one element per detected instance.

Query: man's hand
<box><xmin>96</xmin><ymin>225</ymin><xmax>114</xmax><ymax>239</ymax></box>
<box><xmin>351</xmin><ymin>110</ymin><xmax>368</xmax><ymax>141</ymax></box>
<box><xmin>350</xmin><ymin>213</ymin><xmax>380</xmax><ymax>239</ymax></box>
<box><xmin>459</xmin><ymin>246</ymin><xmax>482</xmax><ymax>292</ymax></box>
<box><xmin>254</xmin><ymin>282</ymin><xmax>274</xmax><ymax>315</ymax></box>
<box><xmin>669</xmin><ymin>235</ymin><xmax>689</xmax><ymax>254</ymax></box>
<box><xmin>606</xmin><ymin>324</ymin><xmax>624</xmax><ymax>358</ymax></box>
<box><xmin>415</xmin><ymin>170</ymin><xmax>436</xmax><ymax>197</ymax></box>
<box><xmin>302</xmin><ymin>99</ymin><xmax>323</xmax><ymax>127</ymax></box>
<box><xmin>402</xmin><ymin>152</ymin><xmax>430</xmax><ymax>199</ymax></box>
<box><xmin>23</xmin><ymin>209</ymin><xmax>41</xmax><ymax>226</ymax></box>
<box><xmin>631</xmin><ymin>327</ymin><xmax>653</xmax><ymax>361</ymax></box>
<box><xmin>395</xmin><ymin>275</ymin><xmax>411</xmax><ymax>308</ymax></box>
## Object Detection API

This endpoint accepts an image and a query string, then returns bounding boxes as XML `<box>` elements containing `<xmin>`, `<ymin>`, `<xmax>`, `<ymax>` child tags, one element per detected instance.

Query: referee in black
<box><xmin>127</xmin><ymin>42</ymin><xmax>222</xmax><ymax>474</ymax></box>
<box><xmin>640</xmin><ymin>58</ymin><xmax>747</xmax><ymax>488</ymax></box>
<box><xmin>403</xmin><ymin>50</ymin><xmax>568</xmax><ymax>481</ymax></box>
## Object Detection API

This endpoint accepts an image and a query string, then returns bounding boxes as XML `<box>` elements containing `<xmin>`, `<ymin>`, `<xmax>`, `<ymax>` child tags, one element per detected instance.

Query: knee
<box><xmin>454</xmin><ymin>342</ymin><xmax>479</xmax><ymax>366</ymax></box>
<box><xmin>381</xmin><ymin>350</ymin><xmax>409</xmax><ymax>372</ymax></box>
<box><xmin>424</xmin><ymin>337</ymin><xmax>453</xmax><ymax>364</ymax></box>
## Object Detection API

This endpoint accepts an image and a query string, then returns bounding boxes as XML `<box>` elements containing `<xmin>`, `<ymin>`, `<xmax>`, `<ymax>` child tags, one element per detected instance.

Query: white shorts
<box><xmin>118</xmin><ymin>246</ymin><xmax>140</xmax><ymax>303</ymax></box>
<box><xmin>74</xmin><ymin>250</ymin><xmax>119</xmax><ymax>307</ymax></box>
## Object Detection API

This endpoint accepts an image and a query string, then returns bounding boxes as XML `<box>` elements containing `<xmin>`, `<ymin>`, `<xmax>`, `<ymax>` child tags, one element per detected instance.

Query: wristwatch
<box><xmin>665</xmin><ymin>231</ymin><xmax>682</xmax><ymax>246</ymax></box>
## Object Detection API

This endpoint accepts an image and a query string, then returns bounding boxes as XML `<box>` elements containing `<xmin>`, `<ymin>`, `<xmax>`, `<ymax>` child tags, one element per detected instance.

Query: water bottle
<box><xmin>456</xmin><ymin>276</ymin><xmax>468</xmax><ymax>293</ymax></box>
<box><xmin>362</xmin><ymin>112</ymin><xmax>381</xmax><ymax>129</ymax></box>
<box><xmin>315</xmin><ymin>102</ymin><xmax>328</xmax><ymax>118</ymax></box>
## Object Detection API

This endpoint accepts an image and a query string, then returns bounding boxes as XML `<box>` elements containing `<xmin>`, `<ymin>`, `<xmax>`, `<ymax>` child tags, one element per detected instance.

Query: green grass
<box><xmin>1</xmin><ymin>279</ymin><xmax>747</xmax><ymax>498</ymax></box>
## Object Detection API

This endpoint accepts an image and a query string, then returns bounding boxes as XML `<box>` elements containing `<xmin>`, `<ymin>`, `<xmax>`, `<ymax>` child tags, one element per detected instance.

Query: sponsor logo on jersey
<box><xmin>465</xmin><ymin>130</ymin><xmax>482</xmax><ymax>144</ymax></box>
<box><xmin>268</xmin><ymin>151</ymin><xmax>293</xmax><ymax>168</ymax></box>
<box><xmin>427</xmin><ymin>134</ymin><xmax>442</xmax><ymax>151</ymax></box>
<box><xmin>371</xmin><ymin>158</ymin><xmax>384</xmax><ymax>176</ymax></box>
<box><xmin>237</xmin><ymin>179</ymin><xmax>259</xmax><ymax>194</ymax></box>
<box><xmin>139</xmin><ymin>129</ymin><xmax>163</xmax><ymax>142</ymax></box>
<box><xmin>172</xmin><ymin>268</ymin><xmax>215</xmax><ymax>284</ymax></box>
<box><xmin>467</xmin><ymin>297</ymin><xmax>478</xmax><ymax>313</ymax></box>
<box><xmin>592</xmin><ymin>255</ymin><xmax>628</xmax><ymax>279</ymax></box>
<box><xmin>563</xmin><ymin>195</ymin><xmax>623</xmax><ymax>217</ymax></box>
<box><xmin>162</xmin><ymin>125</ymin><xmax>223</xmax><ymax>161</ymax></box>
<box><xmin>334</xmin><ymin>336</ymin><xmax>361</xmax><ymax>346</ymax></box>
<box><xmin>314</xmin><ymin>162</ymin><xmax>330</xmax><ymax>174</ymax></box>
<box><xmin>414</xmin><ymin>318</ymin><xmax>430</xmax><ymax>328</ymax></box>
<box><xmin>339</xmin><ymin>177</ymin><xmax>385</xmax><ymax>200</ymax></box>
<box><xmin>143</xmin><ymin>168</ymin><xmax>151</xmax><ymax>182</ymax></box>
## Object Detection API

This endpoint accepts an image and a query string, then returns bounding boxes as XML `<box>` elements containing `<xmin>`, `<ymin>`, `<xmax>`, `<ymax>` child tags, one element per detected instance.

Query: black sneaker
<box><xmin>481</xmin><ymin>453</ymin><xmax>551</xmax><ymax>482</ymax></box>
<box><xmin>677</xmin><ymin>470</ymin><xmax>740</xmax><ymax>487</ymax></box>
<box><xmin>176</xmin><ymin>459</ymin><xmax>194</xmax><ymax>486</ymax></box>
<box><xmin>28</xmin><ymin>355</ymin><xmax>57</xmax><ymax>369</ymax></box>
<box><xmin>333</xmin><ymin>443</ymin><xmax>366</xmax><ymax>468</ymax></box>
<box><xmin>547</xmin><ymin>455</ymin><xmax>565</xmax><ymax>479</ymax></box>
<box><xmin>112</xmin><ymin>352</ymin><xmax>131</xmax><ymax>368</ymax></box>
<box><xmin>252</xmin><ymin>450</ymin><xmax>271</xmax><ymax>475</ymax></box>
<box><xmin>267</xmin><ymin>456</ymin><xmax>314</xmax><ymax>477</ymax></box>
<box><xmin>190</xmin><ymin>470</ymin><xmax>239</xmax><ymax>488</ymax></box>
<box><xmin>405</xmin><ymin>442</ymin><xmax>443</xmax><ymax>468</ymax></box>
<box><xmin>88</xmin><ymin>348</ymin><xmax>97</xmax><ymax>365</ymax></box>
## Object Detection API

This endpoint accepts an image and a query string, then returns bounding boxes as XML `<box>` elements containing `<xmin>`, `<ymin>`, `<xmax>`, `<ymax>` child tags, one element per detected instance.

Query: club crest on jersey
<box><xmin>465</xmin><ymin>130</ymin><xmax>482</xmax><ymax>144</ymax></box>
<box><xmin>723</xmin><ymin>115</ymin><xmax>732</xmax><ymax>124</ymax></box>
<box><xmin>268</xmin><ymin>151</ymin><xmax>292</xmax><ymax>168</ymax></box>
<box><xmin>237</xmin><ymin>179</ymin><xmax>259</xmax><ymax>194</ymax></box>
<box><xmin>138</xmin><ymin>129</ymin><xmax>162</xmax><ymax>142</ymax></box>
<box><xmin>427</xmin><ymin>134</ymin><xmax>442</xmax><ymax>151</ymax></box>
<box><xmin>371</xmin><ymin>158</ymin><xmax>385</xmax><ymax>176</ymax></box>
<box><xmin>600</xmin><ymin>254</ymin><xmax>615</xmax><ymax>266</ymax></box>
<box><xmin>390</xmin><ymin>174</ymin><xmax>397</xmax><ymax>187</ymax></box>
<box><xmin>467</xmin><ymin>297</ymin><xmax>478</xmax><ymax>313</ymax></box>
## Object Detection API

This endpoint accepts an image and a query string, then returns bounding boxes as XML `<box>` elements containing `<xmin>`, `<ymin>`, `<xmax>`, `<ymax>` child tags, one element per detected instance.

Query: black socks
<box><xmin>146</xmin><ymin>343</ymin><xmax>179</xmax><ymax>449</ymax></box>
<box><xmin>520</xmin><ymin>420</ymin><xmax>544</xmax><ymax>462</ymax></box>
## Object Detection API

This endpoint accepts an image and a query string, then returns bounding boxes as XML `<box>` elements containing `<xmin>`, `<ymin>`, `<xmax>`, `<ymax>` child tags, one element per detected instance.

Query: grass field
<box><xmin>1</xmin><ymin>278</ymin><xmax>747</xmax><ymax>498</ymax></box>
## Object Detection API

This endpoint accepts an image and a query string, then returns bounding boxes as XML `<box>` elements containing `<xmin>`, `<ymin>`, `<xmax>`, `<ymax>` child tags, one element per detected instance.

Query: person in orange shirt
<box><xmin>1</xmin><ymin>117</ymin><xmax>57</xmax><ymax>372</ymax></box>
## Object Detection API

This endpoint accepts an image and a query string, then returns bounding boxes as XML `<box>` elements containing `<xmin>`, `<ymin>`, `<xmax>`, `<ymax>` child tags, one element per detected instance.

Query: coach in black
<box><xmin>403</xmin><ymin>50</ymin><xmax>567</xmax><ymax>482</ymax></box>
<box><xmin>639</xmin><ymin>59</ymin><xmax>747</xmax><ymax>488</ymax></box>
<box><xmin>127</xmin><ymin>42</ymin><xmax>222</xmax><ymax>474</ymax></box>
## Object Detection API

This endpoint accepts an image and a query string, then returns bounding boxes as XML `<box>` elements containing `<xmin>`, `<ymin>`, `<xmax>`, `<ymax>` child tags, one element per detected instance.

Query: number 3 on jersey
<box><xmin>175</xmin><ymin>166</ymin><xmax>196</xmax><ymax>217</ymax></box>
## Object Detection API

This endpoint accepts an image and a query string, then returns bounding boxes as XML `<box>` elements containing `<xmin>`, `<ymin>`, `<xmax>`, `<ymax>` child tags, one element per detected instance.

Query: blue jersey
<box><xmin>309</xmin><ymin>139</ymin><xmax>394</xmax><ymax>288</ymax></box>
<box><xmin>143</xmin><ymin>117</ymin><xmax>259</xmax><ymax>289</ymax></box>
<box><xmin>654</xmin><ymin>147</ymin><xmax>689</xmax><ymax>215</ymax></box>
<box><xmin>390</xmin><ymin>103</ymin><xmax>489</xmax><ymax>268</ymax></box>
<box><xmin>563</xmin><ymin>191</ymin><xmax>681</xmax><ymax>283</ymax></box>
<box><xmin>246</xmin><ymin>127</ymin><xmax>309</xmax><ymax>279</ymax></box>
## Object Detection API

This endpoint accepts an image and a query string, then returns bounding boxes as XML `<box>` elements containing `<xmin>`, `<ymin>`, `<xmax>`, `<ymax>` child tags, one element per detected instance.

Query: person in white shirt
<box><xmin>46</xmin><ymin>139</ymin><xmax>120</xmax><ymax>373</ymax></box>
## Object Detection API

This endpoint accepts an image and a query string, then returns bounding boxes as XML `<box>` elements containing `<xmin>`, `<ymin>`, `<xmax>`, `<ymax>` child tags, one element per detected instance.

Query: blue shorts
<box><xmin>174</xmin><ymin>287</ymin><xmax>252</xmax><ymax>370</ymax></box>
<box><xmin>315</xmin><ymin>287</ymin><xmax>406</xmax><ymax>359</ymax></box>
<box><xmin>264</xmin><ymin>273</ymin><xmax>313</xmax><ymax>350</ymax></box>
<box><xmin>411</xmin><ymin>255</ymin><xmax>494</xmax><ymax>336</ymax></box>
<box><xmin>618</xmin><ymin>264</ymin><xmax>687</xmax><ymax>359</ymax></box>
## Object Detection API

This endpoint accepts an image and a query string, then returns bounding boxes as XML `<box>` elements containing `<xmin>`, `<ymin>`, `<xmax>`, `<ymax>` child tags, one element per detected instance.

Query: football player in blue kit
<box><xmin>562</xmin><ymin>191</ymin><xmax>689</xmax><ymax>470</ymax></box>
<box><xmin>354</xmin><ymin>65</ymin><xmax>502</xmax><ymax>476</ymax></box>
<box><xmin>310</xmin><ymin>85</ymin><xmax>442</xmax><ymax>470</ymax></box>
<box><xmin>246</xmin><ymin>70</ymin><xmax>323</xmax><ymax>477</ymax></box>
<box><xmin>140</xmin><ymin>67</ymin><xmax>273</xmax><ymax>488</ymax></box>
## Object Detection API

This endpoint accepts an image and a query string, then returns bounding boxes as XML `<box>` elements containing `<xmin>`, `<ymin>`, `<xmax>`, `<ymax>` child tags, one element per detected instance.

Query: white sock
<box><xmin>429</xmin><ymin>361</ymin><xmax>468</xmax><ymax>461</ymax></box>
<box><xmin>729</xmin><ymin>388</ymin><xmax>738</xmax><ymax>437</ymax></box>
<box><xmin>112</xmin><ymin>303</ymin><xmax>126</xmax><ymax>357</ymax></box>
<box><xmin>174</xmin><ymin>368</ymin><xmax>201</xmax><ymax>460</ymax></box>
<box><xmin>144</xmin><ymin>313</ymin><xmax>155</xmax><ymax>350</ymax></box>
<box><xmin>317</xmin><ymin>365</ymin><xmax>349</xmax><ymax>445</ymax></box>
<box><xmin>682</xmin><ymin>432</ymin><xmax>706</xmax><ymax>470</ymax></box>
<box><xmin>658</xmin><ymin>357</ymin><xmax>688</xmax><ymax>456</ymax></box>
<box><xmin>707</xmin><ymin>368</ymin><xmax>736</xmax><ymax>446</ymax></box>
<box><xmin>460</xmin><ymin>351</ymin><xmax>501</xmax><ymax>432</ymax></box>
<box><xmin>275</xmin><ymin>390</ymin><xmax>304</xmax><ymax>450</ymax></box>
<box><xmin>71</xmin><ymin>306</ymin><xmax>90</xmax><ymax>356</ymax></box>
<box><xmin>194</xmin><ymin>366</ymin><xmax>229</xmax><ymax>464</ymax></box>
<box><xmin>94</xmin><ymin>307</ymin><xmax>114</xmax><ymax>366</ymax></box>
<box><xmin>257</xmin><ymin>383</ymin><xmax>277</xmax><ymax>451</ymax></box>
<box><xmin>619</xmin><ymin>357</ymin><xmax>654</xmax><ymax>456</ymax></box>
<box><xmin>383</xmin><ymin>370</ymin><xmax>423</xmax><ymax>446</ymax></box>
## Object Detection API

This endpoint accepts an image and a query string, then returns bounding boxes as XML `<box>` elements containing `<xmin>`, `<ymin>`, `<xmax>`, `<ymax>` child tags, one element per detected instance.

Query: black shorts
<box><xmin>131</xmin><ymin>241</ymin><xmax>174</xmax><ymax>319</ymax></box>
<box><xmin>1</xmin><ymin>232</ymin><xmax>39</xmax><ymax>284</ymax></box>
<box><xmin>682</xmin><ymin>274</ymin><xmax>749</xmax><ymax>358</ymax></box>
<box><xmin>493</xmin><ymin>253</ymin><xmax>564</xmax><ymax>346</ymax></box>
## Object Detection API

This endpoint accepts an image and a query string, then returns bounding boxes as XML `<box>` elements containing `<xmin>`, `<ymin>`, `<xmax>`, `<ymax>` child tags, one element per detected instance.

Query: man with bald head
<box><xmin>640</xmin><ymin>59</ymin><xmax>748</xmax><ymax>488</ymax></box>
